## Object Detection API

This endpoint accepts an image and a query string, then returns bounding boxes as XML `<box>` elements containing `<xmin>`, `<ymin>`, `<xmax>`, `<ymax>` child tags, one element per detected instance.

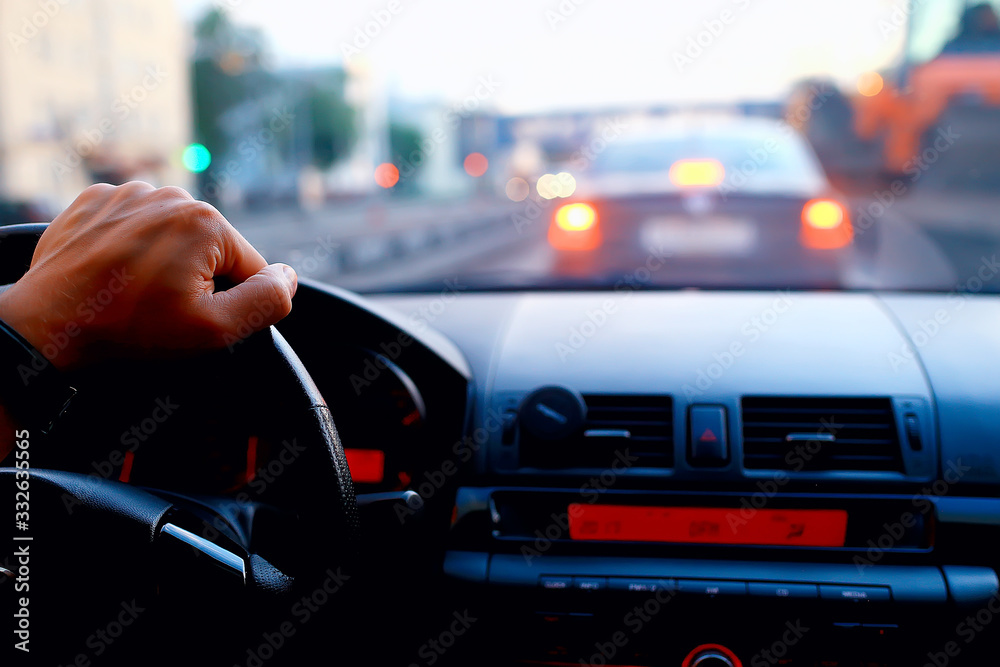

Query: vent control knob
<box><xmin>518</xmin><ymin>386</ymin><xmax>586</xmax><ymax>441</ymax></box>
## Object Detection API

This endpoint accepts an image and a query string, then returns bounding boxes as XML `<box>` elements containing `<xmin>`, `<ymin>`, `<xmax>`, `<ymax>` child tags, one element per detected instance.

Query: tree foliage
<box><xmin>191</xmin><ymin>9</ymin><xmax>273</xmax><ymax>161</ymax></box>
<box><xmin>303</xmin><ymin>76</ymin><xmax>357</xmax><ymax>169</ymax></box>
<box><xmin>390</xmin><ymin>123</ymin><xmax>424</xmax><ymax>191</ymax></box>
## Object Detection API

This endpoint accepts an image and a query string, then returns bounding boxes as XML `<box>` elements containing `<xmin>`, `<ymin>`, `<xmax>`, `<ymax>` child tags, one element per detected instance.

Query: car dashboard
<box><xmin>281</xmin><ymin>282</ymin><xmax>1000</xmax><ymax>666</ymax></box>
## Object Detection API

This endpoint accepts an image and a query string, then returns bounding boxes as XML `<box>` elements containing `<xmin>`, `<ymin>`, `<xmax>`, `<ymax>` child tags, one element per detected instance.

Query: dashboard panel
<box><xmin>368</xmin><ymin>289</ymin><xmax>1000</xmax><ymax>666</ymax></box>
<box><xmin>98</xmin><ymin>283</ymin><xmax>996</xmax><ymax>666</ymax></box>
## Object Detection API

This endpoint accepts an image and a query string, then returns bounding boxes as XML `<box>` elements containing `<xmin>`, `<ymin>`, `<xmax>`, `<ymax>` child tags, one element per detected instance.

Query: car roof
<box><xmin>616</xmin><ymin>113</ymin><xmax>802</xmax><ymax>145</ymax></box>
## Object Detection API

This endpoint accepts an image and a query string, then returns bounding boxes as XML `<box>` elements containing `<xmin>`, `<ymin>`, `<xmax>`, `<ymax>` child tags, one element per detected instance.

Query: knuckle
<box><xmin>119</xmin><ymin>180</ymin><xmax>156</xmax><ymax>194</ymax></box>
<box><xmin>174</xmin><ymin>199</ymin><xmax>223</xmax><ymax>234</ymax></box>
<box><xmin>79</xmin><ymin>182</ymin><xmax>115</xmax><ymax>203</ymax></box>
<box><xmin>83</xmin><ymin>182</ymin><xmax>114</xmax><ymax>195</ymax></box>
<box><xmin>189</xmin><ymin>199</ymin><xmax>222</xmax><ymax>220</ymax></box>
<box><xmin>156</xmin><ymin>185</ymin><xmax>193</xmax><ymax>201</ymax></box>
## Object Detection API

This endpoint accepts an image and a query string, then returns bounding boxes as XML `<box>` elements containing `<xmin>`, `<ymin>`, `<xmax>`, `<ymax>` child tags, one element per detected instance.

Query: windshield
<box><xmin>587</xmin><ymin>122</ymin><xmax>827</xmax><ymax>193</ymax></box>
<box><xmin>907</xmin><ymin>0</ymin><xmax>1000</xmax><ymax>65</ymax></box>
<box><xmin>2</xmin><ymin>0</ymin><xmax>999</xmax><ymax>293</ymax></box>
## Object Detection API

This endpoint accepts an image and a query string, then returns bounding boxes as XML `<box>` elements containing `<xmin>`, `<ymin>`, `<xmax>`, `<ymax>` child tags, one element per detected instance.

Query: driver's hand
<box><xmin>0</xmin><ymin>181</ymin><xmax>297</xmax><ymax>369</ymax></box>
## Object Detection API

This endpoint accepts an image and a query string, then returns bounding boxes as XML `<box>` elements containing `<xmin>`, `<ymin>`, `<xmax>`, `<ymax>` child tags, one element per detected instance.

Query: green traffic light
<box><xmin>182</xmin><ymin>143</ymin><xmax>212</xmax><ymax>173</ymax></box>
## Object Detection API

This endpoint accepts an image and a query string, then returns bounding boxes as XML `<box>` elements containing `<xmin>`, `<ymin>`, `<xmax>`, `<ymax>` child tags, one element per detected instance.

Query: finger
<box><xmin>204</xmin><ymin>263</ymin><xmax>297</xmax><ymax>340</ymax></box>
<box><xmin>214</xmin><ymin>220</ymin><xmax>269</xmax><ymax>284</ymax></box>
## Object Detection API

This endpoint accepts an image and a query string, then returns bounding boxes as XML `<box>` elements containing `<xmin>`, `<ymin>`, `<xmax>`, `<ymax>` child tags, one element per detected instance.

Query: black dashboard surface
<box><xmin>370</xmin><ymin>290</ymin><xmax>1000</xmax><ymax>489</ymax></box>
<box><xmin>357</xmin><ymin>287</ymin><xmax>1000</xmax><ymax>666</ymax></box>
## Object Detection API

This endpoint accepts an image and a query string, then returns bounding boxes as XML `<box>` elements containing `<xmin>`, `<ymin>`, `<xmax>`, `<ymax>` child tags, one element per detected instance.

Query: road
<box><xmin>227</xmin><ymin>187</ymin><xmax>1000</xmax><ymax>294</ymax></box>
<box><xmin>228</xmin><ymin>195</ymin><xmax>534</xmax><ymax>291</ymax></box>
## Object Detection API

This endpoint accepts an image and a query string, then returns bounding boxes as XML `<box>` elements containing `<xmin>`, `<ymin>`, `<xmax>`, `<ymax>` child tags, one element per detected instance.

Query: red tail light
<box><xmin>800</xmin><ymin>198</ymin><xmax>852</xmax><ymax>249</ymax></box>
<box><xmin>549</xmin><ymin>202</ymin><xmax>602</xmax><ymax>251</ymax></box>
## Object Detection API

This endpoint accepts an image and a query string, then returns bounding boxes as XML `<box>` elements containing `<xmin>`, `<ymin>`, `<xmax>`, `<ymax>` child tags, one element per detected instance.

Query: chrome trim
<box><xmin>583</xmin><ymin>429</ymin><xmax>632</xmax><ymax>439</ymax></box>
<box><xmin>160</xmin><ymin>523</ymin><xmax>246</xmax><ymax>584</ymax></box>
<box><xmin>691</xmin><ymin>651</ymin><xmax>734</xmax><ymax>667</ymax></box>
<box><xmin>785</xmin><ymin>433</ymin><xmax>836</xmax><ymax>442</ymax></box>
<box><xmin>535</xmin><ymin>403</ymin><xmax>568</xmax><ymax>424</ymax></box>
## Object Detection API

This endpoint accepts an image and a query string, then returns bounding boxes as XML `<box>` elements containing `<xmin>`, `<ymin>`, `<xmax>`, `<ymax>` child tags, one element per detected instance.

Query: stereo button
<box><xmin>748</xmin><ymin>582</ymin><xmax>818</xmax><ymax>598</ymax></box>
<box><xmin>540</xmin><ymin>576</ymin><xmax>573</xmax><ymax>590</ymax></box>
<box><xmin>608</xmin><ymin>577</ymin><xmax>674</xmax><ymax>593</ymax></box>
<box><xmin>819</xmin><ymin>585</ymin><xmax>891</xmax><ymax>601</ymax></box>
<box><xmin>573</xmin><ymin>577</ymin><xmax>607</xmax><ymax>591</ymax></box>
<box><xmin>678</xmin><ymin>579</ymin><xmax>747</xmax><ymax>596</ymax></box>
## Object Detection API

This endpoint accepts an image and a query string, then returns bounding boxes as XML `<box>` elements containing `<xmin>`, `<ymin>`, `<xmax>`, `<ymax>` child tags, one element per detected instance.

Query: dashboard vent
<box><xmin>741</xmin><ymin>397</ymin><xmax>902</xmax><ymax>472</ymax></box>
<box><xmin>582</xmin><ymin>394</ymin><xmax>674</xmax><ymax>468</ymax></box>
<box><xmin>520</xmin><ymin>394</ymin><xmax>673</xmax><ymax>469</ymax></box>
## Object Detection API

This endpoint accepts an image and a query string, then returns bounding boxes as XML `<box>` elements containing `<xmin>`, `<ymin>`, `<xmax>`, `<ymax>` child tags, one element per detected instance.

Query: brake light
<box><xmin>669</xmin><ymin>159</ymin><xmax>724</xmax><ymax>187</ymax></box>
<box><xmin>555</xmin><ymin>202</ymin><xmax>596</xmax><ymax>231</ymax></box>
<box><xmin>549</xmin><ymin>202</ymin><xmax>601</xmax><ymax>250</ymax></box>
<box><xmin>800</xmin><ymin>198</ymin><xmax>852</xmax><ymax>249</ymax></box>
<box><xmin>803</xmin><ymin>199</ymin><xmax>844</xmax><ymax>229</ymax></box>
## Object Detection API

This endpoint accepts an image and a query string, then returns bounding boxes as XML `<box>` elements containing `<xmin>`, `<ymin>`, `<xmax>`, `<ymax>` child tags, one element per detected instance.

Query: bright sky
<box><xmin>175</xmin><ymin>0</ymin><xmax>906</xmax><ymax>112</ymax></box>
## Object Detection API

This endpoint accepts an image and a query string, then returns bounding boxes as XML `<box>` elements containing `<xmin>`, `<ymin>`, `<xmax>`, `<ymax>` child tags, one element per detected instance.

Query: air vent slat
<box><xmin>828</xmin><ymin>455</ymin><xmax>898</xmax><ymax>462</ymax></box>
<box><xmin>747</xmin><ymin>421</ymin><xmax>893</xmax><ymax>429</ymax></box>
<box><xmin>744</xmin><ymin>437</ymin><xmax>896</xmax><ymax>446</ymax></box>
<box><xmin>742</xmin><ymin>408</ymin><xmax>890</xmax><ymax>415</ymax></box>
<box><xmin>585</xmin><ymin>419</ymin><xmax>672</xmax><ymax>428</ymax></box>
<box><xmin>741</xmin><ymin>397</ymin><xmax>902</xmax><ymax>473</ymax></box>
<box><xmin>519</xmin><ymin>394</ymin><xmax>673</xmax><ymax>469</ymax></box>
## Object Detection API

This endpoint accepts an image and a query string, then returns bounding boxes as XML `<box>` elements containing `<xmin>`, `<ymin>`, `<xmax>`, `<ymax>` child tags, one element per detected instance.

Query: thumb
<box><xmin>206</xmin><ymin>263</ymin><xmax>297</xmax><ymax>342</ymax></box>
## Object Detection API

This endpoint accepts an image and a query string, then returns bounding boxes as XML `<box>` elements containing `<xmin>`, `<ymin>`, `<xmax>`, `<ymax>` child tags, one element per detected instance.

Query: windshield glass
<box><xmin>907</xmin><ymin>0</ymin><xmax>1000</xmax><ymax>64</ymax></box>
<box><xmin>593</xmin><ymin>132</ymin><xmax>814</xmax><ymax>178</ymax></box>
<box><xmin>2</xmin><ymin>0</ymin><xmax>999</xmax><ymax>293</ymax></box>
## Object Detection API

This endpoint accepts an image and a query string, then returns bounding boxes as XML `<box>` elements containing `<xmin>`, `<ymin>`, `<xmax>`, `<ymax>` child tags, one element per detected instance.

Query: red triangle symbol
<box><xmin>699</xmin><ymin>428</ymin><xmax>718</xmax><ymax>442</ymax></box>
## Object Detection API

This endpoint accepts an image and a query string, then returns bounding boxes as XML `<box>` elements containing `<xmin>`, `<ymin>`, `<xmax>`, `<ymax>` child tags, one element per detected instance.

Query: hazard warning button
<box><xmin>688</xmin><ymin>405</ymin><xmax>728</xmax><ymax>467</ymax></box>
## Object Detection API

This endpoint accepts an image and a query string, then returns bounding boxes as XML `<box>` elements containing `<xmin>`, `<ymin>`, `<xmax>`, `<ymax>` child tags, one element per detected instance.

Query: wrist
<box><xmin>0</xmin><ymin>284</ymin><xmax>36</xmax><ymax>344</ymax></box>
<box><xmin>0</xmin><ymin>282</ymin><xmax>76</xmax><ymax>370</ymax></box>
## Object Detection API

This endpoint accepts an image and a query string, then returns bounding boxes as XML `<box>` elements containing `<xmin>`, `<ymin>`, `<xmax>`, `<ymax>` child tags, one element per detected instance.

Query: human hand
<box><xmin>0</xmin><ymin>181</ymin><xmax>297</xmax><ymax>369</ymax></box>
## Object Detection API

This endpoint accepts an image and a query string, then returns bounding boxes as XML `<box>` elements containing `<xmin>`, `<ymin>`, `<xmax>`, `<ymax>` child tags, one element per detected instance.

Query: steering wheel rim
<box><xmin>0</xmin><ymin>222</ymin><xmax>359</xmax><ymax>665</ymax></box>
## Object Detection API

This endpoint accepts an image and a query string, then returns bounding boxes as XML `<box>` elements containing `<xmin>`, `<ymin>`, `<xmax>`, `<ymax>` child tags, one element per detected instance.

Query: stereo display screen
<box><xmin>567</xmin><ymin>504</ymin><xmax>849</xmax><ymax>547</ymax></box>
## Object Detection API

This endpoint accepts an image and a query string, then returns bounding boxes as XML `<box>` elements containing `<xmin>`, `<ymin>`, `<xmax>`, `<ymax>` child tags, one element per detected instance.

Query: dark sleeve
<box><xmin>0</xmin><ymin>317</ymin><xmax>77</xmax><ymax>436</ymax></box>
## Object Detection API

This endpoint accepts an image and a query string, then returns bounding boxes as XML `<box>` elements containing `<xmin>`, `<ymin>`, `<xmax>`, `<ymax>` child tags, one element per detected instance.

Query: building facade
<box><xmin>0</xmin><ymin>0</ymin><xmax>192</xmax><ymax>209</ymax></box>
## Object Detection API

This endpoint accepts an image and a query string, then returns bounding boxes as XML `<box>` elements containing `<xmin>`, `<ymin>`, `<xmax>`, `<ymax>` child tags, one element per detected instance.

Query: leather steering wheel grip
<box><xmin>243</xmin><ymin>326</ymin><xmax>360</xmax><ymax>565</ymax></box>
<box><xmin>0</xmin><ymin>223</ymin><xmax>360</xmax><ymax>650</ymax></box>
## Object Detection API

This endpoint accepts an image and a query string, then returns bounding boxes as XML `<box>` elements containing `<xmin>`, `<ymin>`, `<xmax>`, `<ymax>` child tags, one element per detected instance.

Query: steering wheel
<box><xmin>0</xmin><ymin>223</ymin><xmax>359</xmax><ymax>666</ymax></box>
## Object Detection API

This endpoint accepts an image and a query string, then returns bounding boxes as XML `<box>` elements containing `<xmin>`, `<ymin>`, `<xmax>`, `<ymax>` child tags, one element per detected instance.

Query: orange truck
<box><xmin>794</xmin><ymin>0</ymin><xmax>1000</xmax><ymax>189</ymax></box>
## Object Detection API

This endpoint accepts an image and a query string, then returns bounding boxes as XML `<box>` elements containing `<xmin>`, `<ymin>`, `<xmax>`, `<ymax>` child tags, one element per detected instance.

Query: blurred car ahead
<box><xmin>548</xmin><ymin>115</ymin><xmax>854</xmax><ymax>288</ymax></box>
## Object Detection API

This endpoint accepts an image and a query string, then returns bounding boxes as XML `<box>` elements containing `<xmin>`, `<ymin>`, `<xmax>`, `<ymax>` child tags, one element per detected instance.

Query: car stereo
<box><xmin>443</xmin><ymin>486</ymin><xmax>1000</xmax><ymax>666</ymax></box>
